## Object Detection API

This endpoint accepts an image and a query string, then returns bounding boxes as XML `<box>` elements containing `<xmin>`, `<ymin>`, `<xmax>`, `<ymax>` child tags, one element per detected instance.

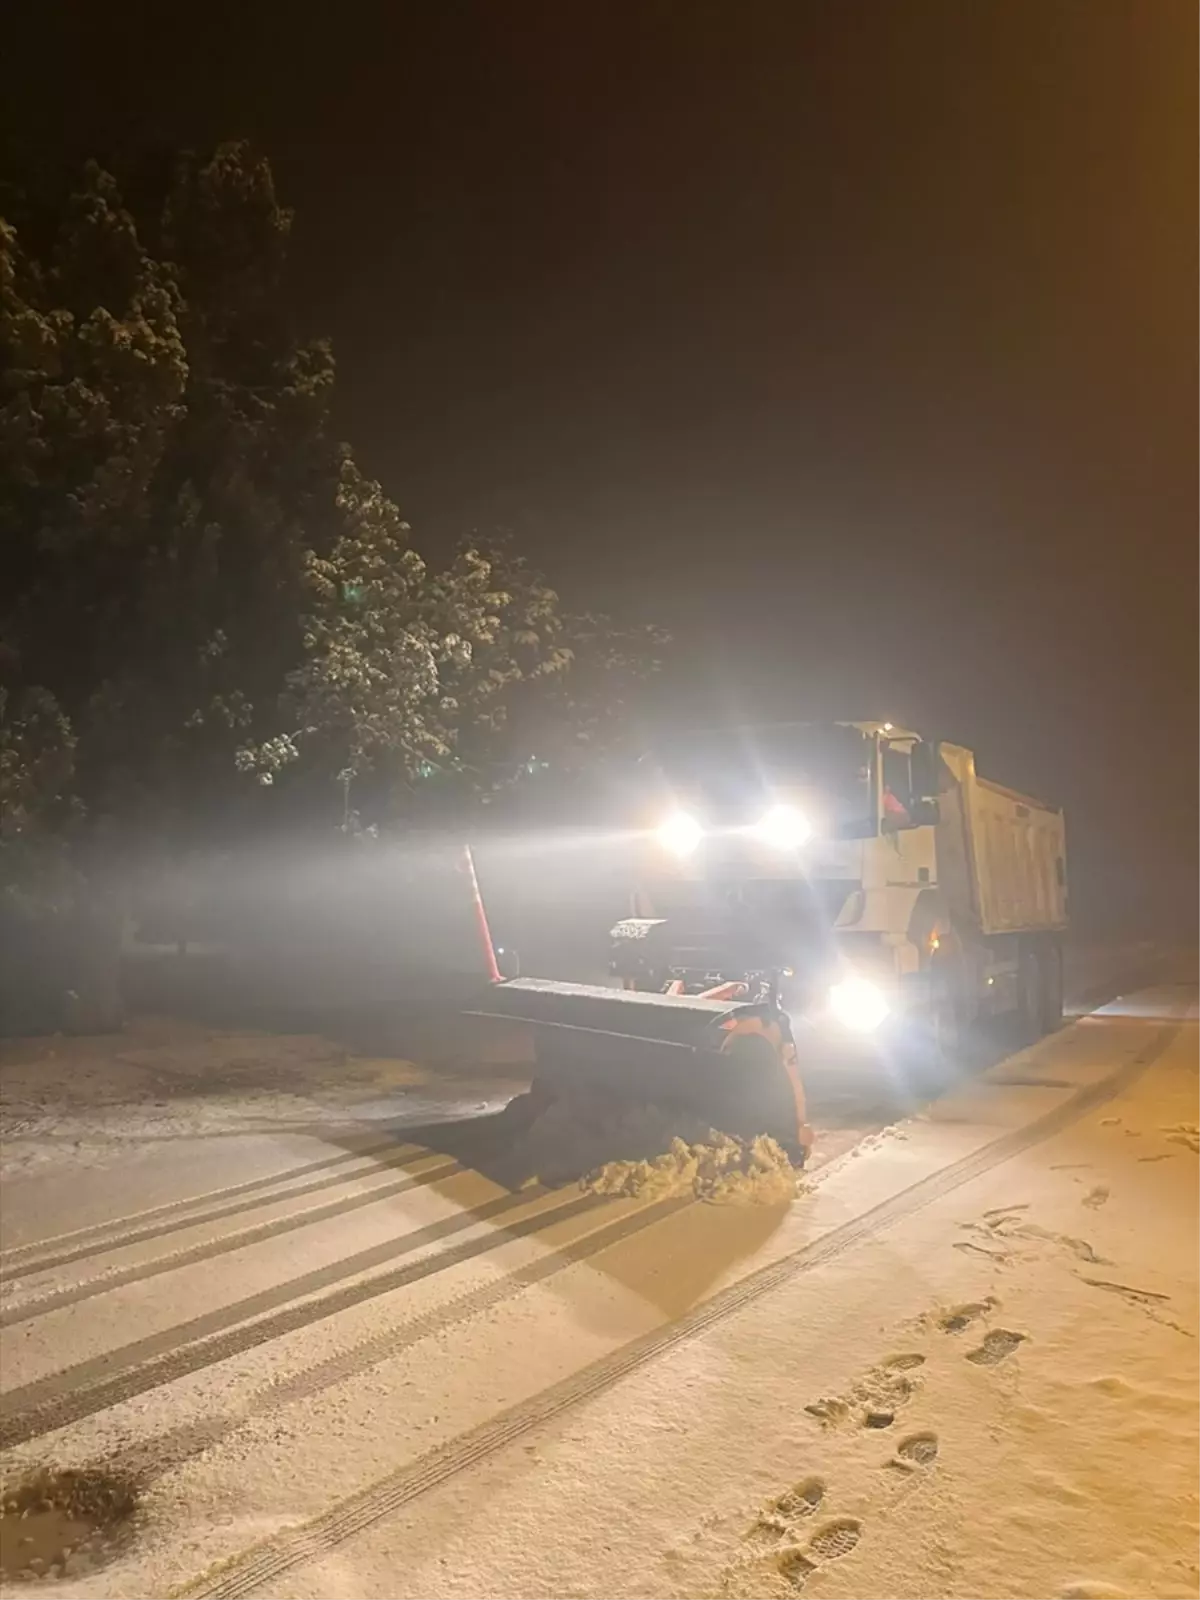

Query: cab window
<box><xmin>880</xmin><ymin>742</ymin><xmax>913</xmax><ymax>823</ymax></box>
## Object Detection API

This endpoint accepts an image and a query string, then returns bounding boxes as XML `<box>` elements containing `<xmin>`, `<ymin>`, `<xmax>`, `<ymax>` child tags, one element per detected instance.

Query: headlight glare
<box><xmin>656</xmin><ymin>810</ymin><xmax>703</xmax><ymax>857</ymax></box>
<box><xmin>829</xmin><ymin>976</ymin><xmax>889</xmax><ymax>1033</ymax></box>
<box><xmin>755</xmin><ymin>804</ymin><xmax>812</xmax><ymax>850</ymax></box>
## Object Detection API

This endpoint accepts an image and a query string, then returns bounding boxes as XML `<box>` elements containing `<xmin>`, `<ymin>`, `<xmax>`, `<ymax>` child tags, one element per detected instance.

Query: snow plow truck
<box><xmin>471</xmin><ymin>722</ymin><xmax>1068</xmax><ymax>1162</ymax></box>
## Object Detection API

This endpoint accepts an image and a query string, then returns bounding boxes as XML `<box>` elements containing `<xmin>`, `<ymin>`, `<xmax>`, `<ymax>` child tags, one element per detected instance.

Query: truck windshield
<box><xmin>648</xmin><ymin>722</ymin><xmax>876</xmax><ymax>839</ymax></box>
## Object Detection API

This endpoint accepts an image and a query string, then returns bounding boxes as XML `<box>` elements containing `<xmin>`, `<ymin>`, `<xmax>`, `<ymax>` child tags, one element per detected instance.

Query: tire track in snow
<box><xmin>103</xmin><ymin>1194</ymin><xmax>693</xmax><ymax>1487</ymax></box>
<box><xmin>0</xmin><ymin>1155</ymin><xmax>464</xmax><ymax>1328</ymax></box>
<box><xmin>1</xmin><ymin>962</ymin><xmax>1173</xmax><ymax>1279</ymax></box>
<box><xmin>181</xmin><ymin>1016</ymin><xmax>1183</xmax><ymax>1600</ymax></box>
<box><xmin>0</xmin><ymin>1136</ymin><xmax>423</xmax><ymax>1279</ymax></box>
<box><xmin>0</xmin><ymin>1186</ymin><xmax>606</xmax><ymax>1450</ymax></box>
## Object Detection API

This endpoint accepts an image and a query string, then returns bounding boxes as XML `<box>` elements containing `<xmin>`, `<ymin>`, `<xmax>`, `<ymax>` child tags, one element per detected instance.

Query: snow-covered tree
<box><xmin>0</xmin><ymin>143</ymin><xmax>664</xmax><ymax>1022</ymax></box>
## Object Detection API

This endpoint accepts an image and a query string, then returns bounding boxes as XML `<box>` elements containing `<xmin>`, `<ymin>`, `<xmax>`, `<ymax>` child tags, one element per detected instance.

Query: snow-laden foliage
<box><xmin>0</xmin><ymin>142</ymin><xmax>665</xmax><ymax>890</ymax></box>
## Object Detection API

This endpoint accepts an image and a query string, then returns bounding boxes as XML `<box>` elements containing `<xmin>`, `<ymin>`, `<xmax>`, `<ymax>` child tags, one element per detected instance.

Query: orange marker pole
<box><xmin>461</xmin><ymin>844</ymin><xmax>502</xmax><ymax>985</ymax></box>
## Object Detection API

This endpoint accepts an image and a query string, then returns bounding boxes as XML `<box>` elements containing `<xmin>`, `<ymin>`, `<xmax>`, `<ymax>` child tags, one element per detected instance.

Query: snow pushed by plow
<box><xmin>500</xmin><ymin>1091</ymin><xmax>803</xmax><ymax>1204</ymax></box>
<box><xmin>584</xmin><ymin>1128</ymin><xmax>799</xmax><ymax>1205</ymax></box>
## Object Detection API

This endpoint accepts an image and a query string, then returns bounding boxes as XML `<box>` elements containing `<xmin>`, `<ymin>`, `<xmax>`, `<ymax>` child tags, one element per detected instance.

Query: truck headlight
<box><xmin>656</xmin><ymin>811</ymin><xmax>703</xmax><ymax>857</ymax></box>
<box><xmin>829</xmin><ymin>976</ymin><xmax>889</xmax><ymax>1033</ymax></box>
<box><xmin>754</xmin><ymin>804</ymin><xmax>812</xmax><ymax>850</ymax></box>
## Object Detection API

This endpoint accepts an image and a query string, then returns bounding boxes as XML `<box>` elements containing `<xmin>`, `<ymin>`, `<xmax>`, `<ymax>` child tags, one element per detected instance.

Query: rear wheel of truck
<box><xmin>1038</xmin><ymin>942</ymin><xmax>1064</xmax><ymax>1034</ymax></box>
<box><xmin>1017</xmin><ymin>942</ymin><xmax>1048</xmax><ymax>1045</ymax></box>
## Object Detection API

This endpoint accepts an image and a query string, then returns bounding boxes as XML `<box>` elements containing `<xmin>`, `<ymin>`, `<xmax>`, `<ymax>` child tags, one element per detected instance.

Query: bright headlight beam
<box><xmin>754</xmin><ymin>804</ymin><xmax>812</xmax><ymax>850</ymax></box>
<box><xmin>656</xmin><ymin>811</ymin><xmax>703</xmax><ymax>856</ymax></box>
<box><xmin>829</xmin><ymin>976</ymin><xmax>889</xmax><ymax>1033</ymax></box>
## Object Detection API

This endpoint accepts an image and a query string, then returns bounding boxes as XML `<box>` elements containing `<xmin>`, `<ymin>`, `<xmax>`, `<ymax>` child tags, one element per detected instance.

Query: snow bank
<box><xmin>500</xmin><ymin>1091</ymin><xmax>800</xmax><ymax>1204</ymax></box>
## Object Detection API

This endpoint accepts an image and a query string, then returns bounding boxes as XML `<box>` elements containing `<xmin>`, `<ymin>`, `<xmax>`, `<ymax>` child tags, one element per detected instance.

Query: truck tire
<box><xmin>1039</xmin><ymin>942</ymin><xmax>1064</xmax><ymax>1034</ymax></box>
<box><xmin>931</xmin><ymin>991</ymin><xmax>963</xmax><ymax>1067</ymax></box>
<box><xmin>1017</xmin><ymin>942</ymin><xmax>1047</xmax><ymax>1045</ymax></box>
<box><xmin>929</xmin><ymin>955</ymin><xmax>970</xmax><ymax>1071</ymax></box>
<box><xmin>720</xmin><ymin>1027</ymin><xmax>805</xmax><ymax>1152</ymax></box>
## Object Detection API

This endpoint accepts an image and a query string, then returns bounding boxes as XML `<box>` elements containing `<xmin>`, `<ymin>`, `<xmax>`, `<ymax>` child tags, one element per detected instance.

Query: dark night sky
<box><xmin>5</xmin><ymin>1</ymin><xmax>1197</xmax><ymax>931</ymax></box>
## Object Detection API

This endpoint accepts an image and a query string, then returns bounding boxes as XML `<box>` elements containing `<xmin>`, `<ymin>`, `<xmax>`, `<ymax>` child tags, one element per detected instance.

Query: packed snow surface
<box><xmin>0</xmin><ymin>958</ymin><xmax>1193</xmax><ymax>1600</ymax></box>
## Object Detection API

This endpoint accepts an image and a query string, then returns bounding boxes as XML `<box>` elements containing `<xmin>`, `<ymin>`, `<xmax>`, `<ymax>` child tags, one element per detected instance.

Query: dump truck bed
<box><xmin>963</xmin><ymin>770</ymin><xmax>1067</xmax><ymax>936</ymax></box>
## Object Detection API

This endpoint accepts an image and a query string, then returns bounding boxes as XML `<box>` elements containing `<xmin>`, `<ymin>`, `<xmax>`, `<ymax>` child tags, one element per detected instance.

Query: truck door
<box><xmin>880</xmin><ymin>740</ymin><xmax>914</xmax><ymax>828</ymax></box>
<box><xmin>879</xmin><ymin>739</ymin><xmax>938</xmax><ymax>896</ymax></box>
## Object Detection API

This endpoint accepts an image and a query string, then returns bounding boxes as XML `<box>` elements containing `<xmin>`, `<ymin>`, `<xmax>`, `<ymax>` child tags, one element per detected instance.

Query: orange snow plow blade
<box><xmin>467</xmin><ymin>977</ymin><xmax>812</xmax><ymax>1158</ymax></box>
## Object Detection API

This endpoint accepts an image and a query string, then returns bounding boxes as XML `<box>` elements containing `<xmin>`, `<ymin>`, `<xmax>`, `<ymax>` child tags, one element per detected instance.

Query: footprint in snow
<box><xmin>892</xmin><ymin>1430</ymin><xmax>939</xmax><ymax>1469</ymax></box>
<box><xmin>937</xmin><ymin>1298</ymin><xmax>996</xmax><ymax>1334</ymax></box>
<box><xmin>863</xmin><ymin>1408</ymin><xmax>895</xmax><ymax>1429</ymax></box>
<box><xmin>882</xmin><ymin>1351</ymin><xmax>926</xmax><ymax>1371</ymax></box>
<box><xmin>966</xmin><ymin>1328</ymin><xmax>1027</xmax><ymax>1366</ymax></box>
<box><xmin>804</xmin><ymin>1353</ymin><xmax>924</xmax><ymax>1428</ymax></box>
<box><xmin>747</xmin><ymin>1478</ymin><xmax>825</xmax><ymax>1543</ymax></box>
<box><xmin>771</xmin><ymin>1479</ymin><xmax>825</xmax><ymax>1521</ymax></box>
<box><xmin>777</xmin><ymin>1519</ymin><xmax>863</xmax><ymax>1591</ymax></box>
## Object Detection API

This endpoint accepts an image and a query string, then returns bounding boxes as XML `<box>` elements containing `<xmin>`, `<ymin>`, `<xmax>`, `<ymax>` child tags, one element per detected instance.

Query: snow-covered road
<box><xmin>1</xmin><ymin>961</ymin><xmax>1195</xmax><ymax>1600</ymax></box>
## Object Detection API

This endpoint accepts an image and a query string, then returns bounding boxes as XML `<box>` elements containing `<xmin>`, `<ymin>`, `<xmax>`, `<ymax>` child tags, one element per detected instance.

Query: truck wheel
<box><xmin>931</xmin><ymin>994</ymin><xmax>966</xmax><ymax>1070</ymax></box>
<box><xmin>929</xmin><ymin>959</ymin><xmax>969</xmax><ymax>1072</ymax></box>
<box><xmin>720</xmin><ymin>1028</ymin><xmax>805</xmax><ymax>1151</ymax></box>
<box><xmin>1017</xmin><ymin>943</ymin><xmax>1046</xmax><ymax>1045</ymax></box>
<box><xmin>1039</xmin><ymin>943</ymin><xmax>1064</xmax><ymax>1034</ymax></box>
